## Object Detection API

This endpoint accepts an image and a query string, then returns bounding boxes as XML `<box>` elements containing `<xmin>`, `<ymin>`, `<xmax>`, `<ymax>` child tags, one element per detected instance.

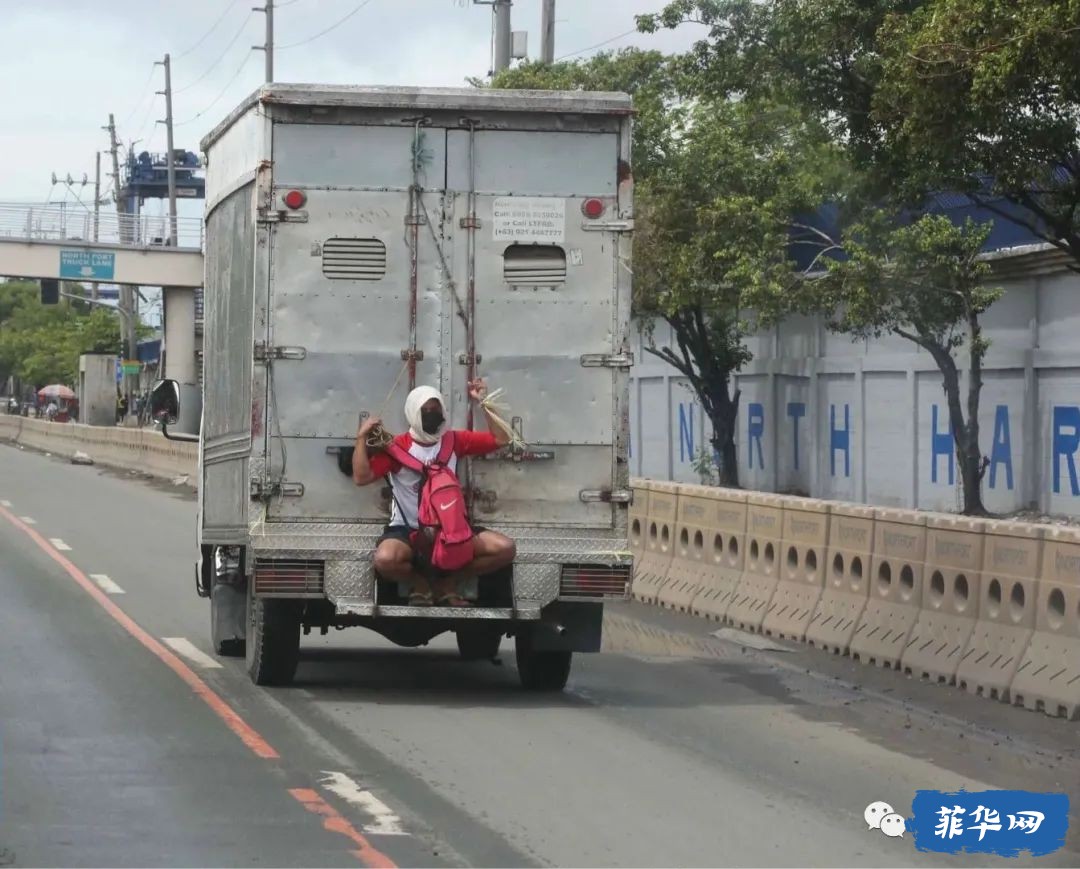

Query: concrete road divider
<box><xmin>805</xmin><ymin>503</ymin><xmax>875</xmax><ymax>655</ymax></box>
<box><xmin>690</xmin><ymin>489</ymin><xmax>749</xmax><ymax>623</ymax></box>
<box><xmin>1010</xmin><ymin>526</ymin><xmax>1080</xmax><ymax>720</ymax></box>
<box><xmin>957</xmin><ymin>520</ymin><xmax>1042</xmax><ymax>702</ymax></box>
<box><xmin>629</xmin><ymin>478</ymin><xmax>648</xmax><ymax>562</ymax></box>
<box><xmin>631</xmin><ymin>481</ymin><xmax>678</xmax><ymax>605</ymax></box>
<box><xmin>901</xmin><ymin>515</ymin><xmax>986</xmax><ymax>684</ymax></box>
<box><xmin>761</xmin><ymin>498</ymin><xmax>830</xmax><ymax>642</ymax></box>
<box><xmin>657</xmin><ymin>485</ymin><xmax>713</xmax><ymax>613</ymax></box>
<box><xmin>850</xmin><ymin>508</ymin><xmax>927</xmax><ymax>669</ymax></box>
<box><xmin>726</xmin><ymin>493</ymin><xmax>784</xmax><ymax>633</ymax></box>
<box><xmin>0</xmin><ymin>416</ymin><xmax>197</xmax><ymax>481</ymax></box>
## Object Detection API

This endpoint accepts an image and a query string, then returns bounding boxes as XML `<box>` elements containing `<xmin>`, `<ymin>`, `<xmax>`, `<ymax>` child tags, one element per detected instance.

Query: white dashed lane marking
<box><xmin>319</xmin><ymin>771</ymin><xmax>407</xmax><ymax>836</ymax></box>
<box><xmin>49</xmin><ymin>538</ymin><xmax>71</xmax><ymax>551</ymax></box>
<box><xmin>0</xmin><ymin>500</ymin><xmax>12</xmax><ymax>507</ymax></box>
<box><xmin>90</xmin><ymin>574</ymin><xmax>125</xmax><ymax>594</ymax></box>
<box><xmin>162</xmin><ymin>637</ymin><xmax>223</xmax><ymax>669</ymax></box>
<box><xmin>20</xmin><ymin>516</ymin><xmax>35</xmax><ymax>525</ymax></box>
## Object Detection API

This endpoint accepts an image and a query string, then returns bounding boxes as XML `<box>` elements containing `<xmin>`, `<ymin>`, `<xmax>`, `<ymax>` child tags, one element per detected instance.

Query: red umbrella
<box><xmin>37</xmin><ymin>384</ymin><xmax>75</xmax><ymax>400</ymax></box>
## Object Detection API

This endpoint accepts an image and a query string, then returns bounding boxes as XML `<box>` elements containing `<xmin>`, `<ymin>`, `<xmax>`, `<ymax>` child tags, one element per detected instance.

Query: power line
<box><xmin>277</xmin><ymin>0</ymin><xmax>375</xmax><ymax>50</ymax></box>
<box><xmin>556</xmin><ymin>27</ymin><xmax>638</xmax><ymax>61</ymax></box>
<box><xmin>174</xmin><ymin>11</ymin><xmax>255</xmax><ymax>94</ymax></box>
<box><xmin>118</xmin><ymin>64</ymin><xmax>158</xmax><ymax>128</ymax></box>
<box><xmin>174</xmin><ymin>51</ymin><xmax>255</xmax><ymax>126</ymax></box>
<box><xmin>175</xmin><ymin>0</ymin><xmax>242</xmax><ymax>59</ymax></box>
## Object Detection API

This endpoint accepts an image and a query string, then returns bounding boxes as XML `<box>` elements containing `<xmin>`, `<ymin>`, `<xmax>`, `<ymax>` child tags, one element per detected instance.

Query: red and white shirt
<box><xmin>368</xmin><ymin>430</ymin><xmax>499</xmax><ymax>529</ymax></box>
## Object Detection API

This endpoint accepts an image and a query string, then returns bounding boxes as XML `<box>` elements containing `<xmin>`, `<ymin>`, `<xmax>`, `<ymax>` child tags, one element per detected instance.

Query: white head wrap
<box><xmin>404</xmin><ymin>385</ymin><xmax>447</xmax><ymax>445</ymax></box>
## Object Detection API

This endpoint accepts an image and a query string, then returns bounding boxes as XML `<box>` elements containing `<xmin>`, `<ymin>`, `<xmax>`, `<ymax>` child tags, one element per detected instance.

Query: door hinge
<box><xmin>581</xmin><ymin>352</ymin><xmax>634</xmax><ymax>369</ymax></box>
<box><xmin>580</xmin><ymin>488</ymin><xmax>634</xmax><ymax>504</ymax></box>
<box><xmin>457</xmin><ymin>352</ymin><xmax>482</xmax><ymax>366</ymax></box>
<box><xmin>254</xmin><ymin>342</ymin><xmax>307</xmax><ymax>362</ymax></box>
<box><xmin>257</xmin><ymin>207</ymin><xmax>309</xmax><ymax>224</ymax></box>
<box><xmin>401</xmin><ymin>349</ymin><xmax>425</xmax><ymax>362</ymax></box>
<box><xmin>459</xmin><ymin>216</ymin><xmax>482</xmax><ymax>230</ymax></box>
<box><xmin>581</xmin><ymin>219</ymin><xmax>634</xmax><ymax>233</ymax></box>
<box><xmin>250</xmin><ymin>479</ymin><xmax>305</xmax><ymax>499</ymax></box>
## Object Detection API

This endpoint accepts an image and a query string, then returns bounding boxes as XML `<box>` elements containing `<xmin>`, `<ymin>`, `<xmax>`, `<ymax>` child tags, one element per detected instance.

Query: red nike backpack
<box><xmin>386</xmin><ymin>433</ymin><xmax>475</xmax><ymax>571</ymax></box>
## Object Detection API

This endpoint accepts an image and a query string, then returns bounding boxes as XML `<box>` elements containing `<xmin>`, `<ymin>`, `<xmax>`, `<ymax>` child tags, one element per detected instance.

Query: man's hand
<box><xmin>468</xmin><ymin>378</ymin><xmax>488</xmax><ymax>403</ymax></box>
<box><xmin>358</xmin><ymin>415</ymin><xmax>382</xmax><ymax>438</ymax></box>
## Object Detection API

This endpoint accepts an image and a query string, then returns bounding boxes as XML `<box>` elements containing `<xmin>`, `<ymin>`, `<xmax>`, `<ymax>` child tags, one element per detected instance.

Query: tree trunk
<box><xmin>707</xmin><ymin>389</ymin><xmax>741</xmax><ymax>488</ymax></box>
<box><xmin>931</xmin><ymin>340</ymin><xmax>988</xmax><ymax>516</ymax></box>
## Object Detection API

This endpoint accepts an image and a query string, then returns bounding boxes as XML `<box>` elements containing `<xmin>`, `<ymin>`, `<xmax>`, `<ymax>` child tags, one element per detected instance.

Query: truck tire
<box><xmin>456</xmin><ymin>626</ymin><xmax>503</xmax><ymax>661</ymax></box>
<box><xmin>211</xmin><ymin>580</ymin><xmax>246</xmax><ymax>657</ymax></box>
<box><xmin>246</xmin><ymin>592</ymin><xmax>302</xmax><ymax>686</ymax></box>
<box><xmin>515</xmin><ymin>630</ymin><xmax>572</xmax><ymax>692</ymax></box>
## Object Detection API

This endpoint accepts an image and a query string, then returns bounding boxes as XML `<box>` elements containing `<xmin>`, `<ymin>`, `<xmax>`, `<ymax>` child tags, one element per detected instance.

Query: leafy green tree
<box><xmin>493</xmin><ymin>51</ymin><xmax>840</xmax><ymax>485</ymax></box>
<box><xmin>818</xmin><ymin>215</ymin><xmax>1000</xmax><ymax>514</ymax></box>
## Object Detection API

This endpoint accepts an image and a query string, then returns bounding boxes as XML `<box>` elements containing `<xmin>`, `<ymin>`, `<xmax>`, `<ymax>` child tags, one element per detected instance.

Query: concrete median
<box><xmin>630</xmin><ymin>481</ymin><xmax>678</xmax><ymax>605</ymax></box>
<box><xmin>805</xmin><ymin>503</ymin><xmax>875</xmax><ymax>655</ymax></box>
<box><xmin>726</xmin><ymin>493</ymin><xmax>784</xmax><ymax>633</ymax></box>
<box><xmin>689</xmin><ymin>489</ymin><xmax>748</xmax><ymax>623</ymax></box>
<box><xmin>761</xmin><ymin>497</ymin><xmax>830</xmax><ymax>642</ymax></box>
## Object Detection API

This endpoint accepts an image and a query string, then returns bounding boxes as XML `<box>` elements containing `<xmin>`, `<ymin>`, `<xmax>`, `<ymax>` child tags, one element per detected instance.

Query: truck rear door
<box><xmin>445</xmin><ymin>126</ymin><xmax>630</xmax><ymax>529</ymax></box>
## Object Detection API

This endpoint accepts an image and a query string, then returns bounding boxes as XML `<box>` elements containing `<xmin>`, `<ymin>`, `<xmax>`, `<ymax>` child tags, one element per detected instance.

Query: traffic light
<box><xmin>40</xmin><ymin>278</ymin><xmax>59</xmax><ymax>305</ymax></box>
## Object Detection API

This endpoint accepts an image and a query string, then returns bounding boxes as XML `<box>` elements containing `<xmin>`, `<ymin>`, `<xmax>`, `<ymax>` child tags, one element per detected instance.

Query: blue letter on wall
<box><xmin>931</xmin><ymin>404</ymin><xmax>954</xmax><ymax>485</ymax></box>
<box><xmin>1053</xmin><ymin>405</ymin><xmax>1080</xmax><ymax>496</ymax></box>
<box><xmin>988</xmin><ymin>404</ymin><xmax>1013</xmax><ymax>491</ymax></box>
<box><xmin>830</xmin><ymin>404</ymin><xmax>850</xmax><ymax>477</ymax></box>
<box><xmin>787</xmin><ymin>402</ymin><xmax>806</xmax><ymax>470</ymax></box>
<box><xmin>748</xmin><ymin>402</ymin><xmax>765</xmax><ymax>470</ymax></box>
<box><xmin>678</xmin><ymin>403</ymin><xmax>695</xmax><ymax>463</ymax></box>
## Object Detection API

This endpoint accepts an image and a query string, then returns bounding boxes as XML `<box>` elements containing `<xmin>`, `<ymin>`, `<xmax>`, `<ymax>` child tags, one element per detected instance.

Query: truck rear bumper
<box><xmin>245</xmin><ymin>521</ymin><xmax>632</xmax><ymax>616</ymax></box>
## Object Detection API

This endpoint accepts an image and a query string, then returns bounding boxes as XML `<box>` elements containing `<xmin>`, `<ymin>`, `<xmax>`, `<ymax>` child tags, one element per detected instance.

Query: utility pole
<box><xmin>494</xmin><ymin>0</ymin><xmax>512</xmax><ymax>72</ymax></box>
<box><xmin>93</xmin><ymin>152</ymin><xmax>101</xmax><ymax>243</ymax></box>
<box><xmin>541</xmin><ymin>0</ymin><xmax>555</xmax><ymax>63</ymax></box>
<box><xmin>157</xmin><ymin>54</ymin><xmax>178</xmax><ymax>246</ymax></box>
<box><xmin>254</xmin><ymin>0</ymin><xmax>274</xmax><ymax>83</ymax></box>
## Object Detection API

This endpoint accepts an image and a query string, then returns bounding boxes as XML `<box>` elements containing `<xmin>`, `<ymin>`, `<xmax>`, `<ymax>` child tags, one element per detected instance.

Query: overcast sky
<box><xmin>0</xmin><ymin>0</ymin><xmax>697</xmax><ymax>206</ymax></box>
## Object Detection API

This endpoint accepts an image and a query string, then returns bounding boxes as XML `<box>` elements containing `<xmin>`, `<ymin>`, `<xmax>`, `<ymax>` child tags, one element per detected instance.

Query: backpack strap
<box><xmin>385</xmin><ymin>440</ymin><xmax>425</xmax><ymax>473</ymax></box>
<box><xmin>435</xmin><ymin>431</ymin><xmax>456</xmax><ymax>466</ymax></box>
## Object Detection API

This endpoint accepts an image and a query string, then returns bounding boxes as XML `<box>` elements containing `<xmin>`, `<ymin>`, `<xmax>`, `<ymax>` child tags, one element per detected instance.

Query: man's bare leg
<box><xmin>374</xmin><ymin>539</ymin><xmax>433</xmax><ymax>602</ymax></box>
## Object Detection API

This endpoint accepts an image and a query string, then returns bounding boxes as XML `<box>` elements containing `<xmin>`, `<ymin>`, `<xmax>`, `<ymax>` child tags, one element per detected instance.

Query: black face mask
<box><xmin>421</xmin><ymin>408</ymin><xmax>445</xmax><ymax>435</ymax></box>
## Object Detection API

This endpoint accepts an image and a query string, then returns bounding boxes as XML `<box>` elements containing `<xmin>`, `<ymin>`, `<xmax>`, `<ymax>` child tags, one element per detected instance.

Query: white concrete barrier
<box><xmin>0</xmin><ymin>415</ymin><xmax>197</xmax><ymax>481</ymax></box>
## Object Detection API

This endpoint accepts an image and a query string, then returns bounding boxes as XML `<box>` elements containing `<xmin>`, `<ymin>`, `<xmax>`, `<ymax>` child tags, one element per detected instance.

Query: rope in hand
<box><xmin>364</xmin><ymin>361</ymin><xmax>409</xmax><ymax>450</ymax></box>
<box><xmin>479</xmin><ymin>387</ymin><xmax>528</xmax><ymax>452</ymax></box>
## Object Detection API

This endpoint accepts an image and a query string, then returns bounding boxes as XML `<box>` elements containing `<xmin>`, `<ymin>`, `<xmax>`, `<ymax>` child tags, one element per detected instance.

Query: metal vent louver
<box><xmin>503</xmin><ymin>245</ymin><xmax>567</xmax><ymax>287</ymax></box>
<box><xmin>322</xmin><ymin>238</ymin><xmax>387</xmax><ymax>281</ymax></box>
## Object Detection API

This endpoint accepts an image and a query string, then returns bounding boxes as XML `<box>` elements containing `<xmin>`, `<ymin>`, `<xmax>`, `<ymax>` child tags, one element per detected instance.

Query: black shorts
<box><xmin>376</xmin><ymin>525</ymin><xmax>486</xmax><ymax>578</ymax></box>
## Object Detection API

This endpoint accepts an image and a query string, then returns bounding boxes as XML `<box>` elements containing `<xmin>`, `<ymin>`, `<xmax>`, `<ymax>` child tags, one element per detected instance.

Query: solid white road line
<box><xmin>49</xmin><ymin>538</ymin><xmax>71</xmax><ymax>551</ymax></box>
<box><xmin>20</xmin><ymin>516</ymin><xmax>35</xmax><ymax>525</ymax></box>
<box><xmin>90</xmin><ymin>574</ymin><xmax>125</xmax><ymax>595</ymax></box>
<box><xmin>162</xmin><ymin>637</ymin><xmax>223</xmax><ymax>669</ymax></box>
<box><xmin>319</xmin><ymin>771</ymin><xmax>407</xmax><ymax>836</ymax></box>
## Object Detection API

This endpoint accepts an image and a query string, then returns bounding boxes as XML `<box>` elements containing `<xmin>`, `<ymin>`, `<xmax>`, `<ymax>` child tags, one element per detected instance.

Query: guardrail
<box><xmin>0</xmin><ymin>202</ymin><xmax>203</xmax><ymax>251</ymax></box>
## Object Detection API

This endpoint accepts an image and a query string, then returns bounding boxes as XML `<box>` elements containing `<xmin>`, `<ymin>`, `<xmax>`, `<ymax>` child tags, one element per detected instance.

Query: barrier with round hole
<box><xmin>761</xmin><ymin>497</ymin><xmax>830</xmax><ymax>641</ymax></box>
<box><xmin>901</xmin><ymin>515</ymin><xmax>987</xmax><ymax>684</ymax></box>
<box><xmin>956</xmin><ymin>520</ymin><xmax>1042</xmax><ymax>702</ymax></box>
<box><xmin>657</xmin><ymin>486</ymin><xmax>713</xmax><ymax>612</ymax></box>
<box><xmin>630</xmin><ymin>481</ymin><xmax>679</xmax><ymax>604</ymax></box>
<box><xmin>850</xmin><ymin>508</ymin><xmax>927</xmax><ymax>669</ymax></box>
<box><xmin>628</xmin><ymin>478</ymin><xmax>649</xmax><ymax>563</ymax></box>
<box><xmin>805</xmin><ymin>503</ymin><xmax>875</xmax><ymax>654</ymax></box>
<box><xmin>690</xmin><ymin>489</ymin><xmax>749</xmax><ymax>622</ymax></box>
<box><xmin>1010</xmin><ymin>526</ymin><xmax>1080</xmax><ymax>720</ymax></box>
<box><xmin>726</xmin><ymin>493</ymin><xmax>785</xmax><ymax>633</ymax></box>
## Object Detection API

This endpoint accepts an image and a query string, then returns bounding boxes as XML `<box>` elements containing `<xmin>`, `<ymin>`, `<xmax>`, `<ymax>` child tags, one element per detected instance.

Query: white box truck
<box><xmin>155</xmin><ymin>85</ymin><xmax>635</xmax><ymax>690</ymax></box>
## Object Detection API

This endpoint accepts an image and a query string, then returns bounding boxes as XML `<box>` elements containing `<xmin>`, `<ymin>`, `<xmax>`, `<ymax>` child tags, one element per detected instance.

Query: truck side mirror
<box><xmin>40</xmin><ymin>278</ymin><xmax>59</xmax><ymax>305</ymax></box>
<box><xmin>150</xmin><ymin>379</ymin><xmax>180</xmax><ymax>425</ymax></box>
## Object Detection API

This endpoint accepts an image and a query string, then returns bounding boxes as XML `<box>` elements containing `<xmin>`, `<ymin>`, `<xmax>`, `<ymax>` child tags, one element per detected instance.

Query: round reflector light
<box><xmin>582</xmin><ymin>198</ymin><xmax>606</xmax><ymax>219</ymax></box>
<box><xmin>283</xmin><ymin>189</ymin><xmax>306</xmax><ymax>209</ymax></box>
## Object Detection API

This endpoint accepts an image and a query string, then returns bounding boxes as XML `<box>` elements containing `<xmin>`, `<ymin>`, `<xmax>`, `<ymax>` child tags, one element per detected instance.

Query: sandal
<box><xmin>435</xmin><ymin>593</ymin><xmax>473</xmax><ymax>608</ymax></box>
<box><xmin>408</xmin><ymin>590</ymin><xmax>434</xmax><ymax>607</ymax></box>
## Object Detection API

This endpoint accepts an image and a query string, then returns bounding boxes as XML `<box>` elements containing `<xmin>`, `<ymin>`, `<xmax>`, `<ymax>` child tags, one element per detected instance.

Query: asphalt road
<box><xmin>1</xmin><ymin>441</ymin><xmax>1079</xmax><ymax>868</ymax></box>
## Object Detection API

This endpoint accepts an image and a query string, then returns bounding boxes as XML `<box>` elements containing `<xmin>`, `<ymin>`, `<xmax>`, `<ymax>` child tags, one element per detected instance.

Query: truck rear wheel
<box><xmin>456</xmin><ymin>626</ymin><xmax>503</xmax><ymax>661</ymax></box>
<box><xmin>245</xmin><ymin>591</ymin><xmax>302</xmax><ymax>686</ymax></box>
<box><xmin>515</xmin><ymin>630</ymin><xmax>572</xmax><ymax>691</ymax></box>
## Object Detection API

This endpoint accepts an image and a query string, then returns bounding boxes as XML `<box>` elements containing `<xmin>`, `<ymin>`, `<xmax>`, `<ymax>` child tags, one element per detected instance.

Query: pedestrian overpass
<box><xmin>0</xmin><ymin>202</ymin><xmax>204</xmax><ymax>288</ymax></box>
